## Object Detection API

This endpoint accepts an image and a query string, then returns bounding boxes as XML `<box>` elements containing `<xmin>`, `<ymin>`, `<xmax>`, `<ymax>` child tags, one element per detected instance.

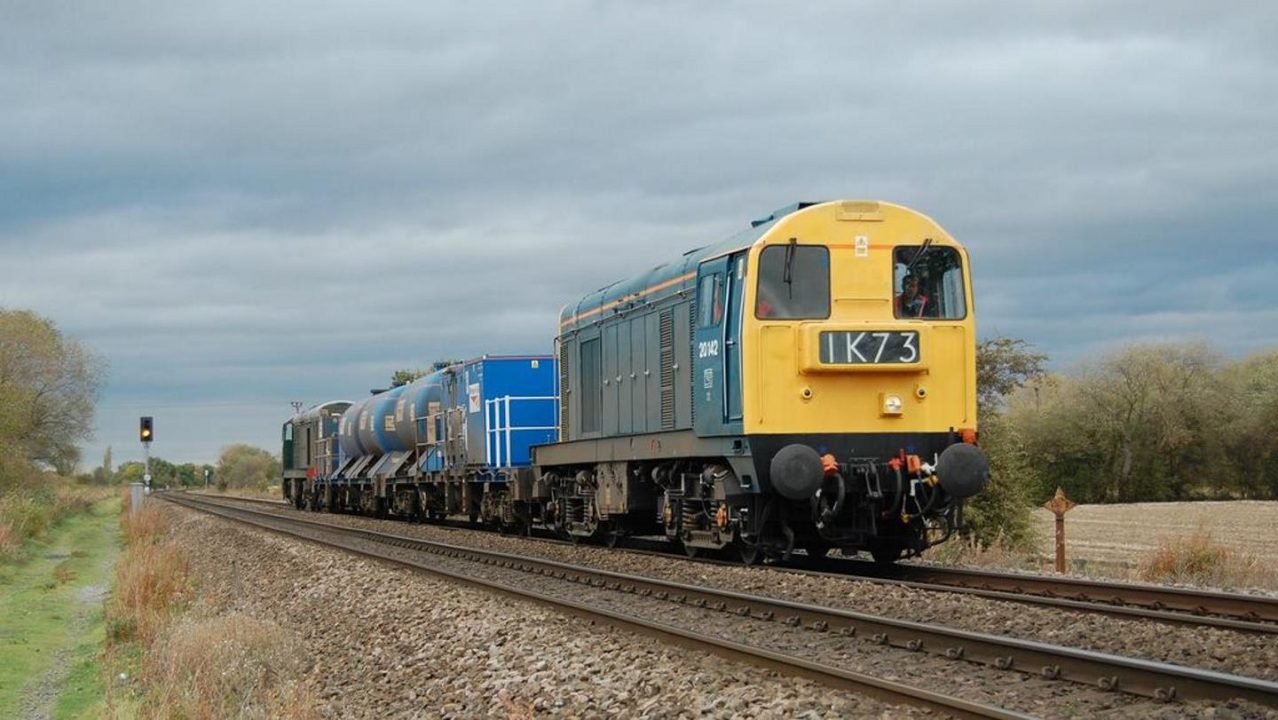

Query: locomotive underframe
<box><xmin>293</xmin><ymin>428</ymin><xmax>963</xmax><ymax>564</ymax></box>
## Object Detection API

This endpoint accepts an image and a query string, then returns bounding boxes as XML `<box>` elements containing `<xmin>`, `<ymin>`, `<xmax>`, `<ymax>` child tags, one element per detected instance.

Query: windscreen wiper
<box><xmin>906</xmin><ymin>238</ymin><xmax>933</xmax><ymax>272</ymax></box>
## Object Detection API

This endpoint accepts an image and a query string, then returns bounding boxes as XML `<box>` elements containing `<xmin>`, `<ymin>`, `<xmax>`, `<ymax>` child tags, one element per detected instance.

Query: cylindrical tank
<box><xmin>371</xmin><ymin>385</ymin><xmax>408</xmax><ymax>453</ymax></box>
<box><xmin>338</xmin><ymin>398</ymin><xmax>370</xmax><ymax>459</ymax></box>
<box><xmin>356</xmin><ymin>395</ymin><xmax>385</xmax><ymax>456</ymax></box>
<box><xmin>393</xmin><ymin>368</ymin><xmax>453</xmax><ymax>450</ymax></box>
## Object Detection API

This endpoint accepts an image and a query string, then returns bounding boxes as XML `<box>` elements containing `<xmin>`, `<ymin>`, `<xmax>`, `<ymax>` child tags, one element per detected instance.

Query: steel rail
<box><xmin>863</xmin><ymin>562</ymin><xmax>1278</xmax><ymax>626</ymax></box>
<box><xmin>170</xmin><ymin>493</ymin><xmax>1278</xmax><ymax>710</ymax></box>
<box><xmin>198</xmin><ymin>492</ymin><xmax>1278</xmax><ymax>634</ymax></box>
<box><xmin>162</xmin><ymin>493</ymin><xmax>1026</xmax><ymax>720</ymax></box>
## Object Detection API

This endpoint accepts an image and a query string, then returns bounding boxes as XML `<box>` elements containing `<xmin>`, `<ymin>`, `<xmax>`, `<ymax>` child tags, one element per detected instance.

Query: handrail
<box><xmin>485</xmin><ymin>395</ymin><xmax>558</xmax><ymax>468</ymax></box>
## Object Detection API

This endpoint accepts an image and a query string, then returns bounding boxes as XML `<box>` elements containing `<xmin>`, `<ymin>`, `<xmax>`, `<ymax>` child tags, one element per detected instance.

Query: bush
<box><xmin>959</xmin><ymin>414</ymin><xmax>1039</xmax><ymax>551</ymax></box>
<box><xmin>215</xmin><ymin>444</ymin><xmax>280</xmax><ymax>491</ymax></box>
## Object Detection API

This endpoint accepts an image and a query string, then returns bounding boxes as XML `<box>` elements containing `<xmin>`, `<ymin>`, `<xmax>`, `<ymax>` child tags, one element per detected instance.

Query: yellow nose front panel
<box><xmin>741</xmin><ymin>201</ymin><xmax>977</xmax><ymax>436</ymax></box>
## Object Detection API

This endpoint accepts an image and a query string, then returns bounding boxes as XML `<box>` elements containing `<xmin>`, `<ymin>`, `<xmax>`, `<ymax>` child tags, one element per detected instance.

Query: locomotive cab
<box><xmin>731</xmin><ymin>201</ymin><xmax>986</xmax><ymax>560</ymax></box>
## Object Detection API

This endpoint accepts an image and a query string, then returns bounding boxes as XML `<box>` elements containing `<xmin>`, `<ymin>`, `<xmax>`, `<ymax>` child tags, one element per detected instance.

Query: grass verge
<box><xmin>105</xmin><ymin>500</ymin><xmax>313</xmax><ymax>718</ymax></box>
<box><xmin>0</xmin><ymin>481</ymin><xmax>115</xmax><ymax>564</ymax></box>
<box><xmin>0</xmin><ymin>496</ymin><xmax>120</xmax><ymax>719</ymax></box>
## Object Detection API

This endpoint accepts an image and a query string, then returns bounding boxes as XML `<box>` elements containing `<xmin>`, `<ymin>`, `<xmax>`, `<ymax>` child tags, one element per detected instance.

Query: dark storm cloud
<box><xmin>1</xmin><ymin>1</ymin><xmax>1275</xmax><ymax>464</ymax></box>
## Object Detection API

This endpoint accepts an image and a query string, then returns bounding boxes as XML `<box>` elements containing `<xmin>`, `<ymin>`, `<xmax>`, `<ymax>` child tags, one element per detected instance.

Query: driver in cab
<box><xmin>896</xmin><ymin>273</ymin><xmax>931</xmax><ymax>318</ymax></box>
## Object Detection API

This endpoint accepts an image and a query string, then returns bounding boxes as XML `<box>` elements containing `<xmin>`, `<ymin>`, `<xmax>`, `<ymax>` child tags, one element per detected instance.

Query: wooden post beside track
<box><xmin>1042</xmin><ymin>487</ymin><xmax>1077</xmax><ymax>573</ymax></box>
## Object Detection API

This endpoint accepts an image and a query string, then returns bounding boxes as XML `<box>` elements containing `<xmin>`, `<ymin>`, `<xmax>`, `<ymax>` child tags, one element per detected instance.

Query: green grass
<box><xmin>52</xmin><ymin>606</ymin><xmax>107</xmax><ymax>720</ymax></box>
<box><xmin>0</xmin><ymin>497</ymin><xmax>121</xmax><ymax>718</ymax></box>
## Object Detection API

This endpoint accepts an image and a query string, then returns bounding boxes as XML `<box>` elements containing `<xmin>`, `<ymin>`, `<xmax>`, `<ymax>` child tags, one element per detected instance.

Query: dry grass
<box><xmin>141</xmin><ymin>613</ymin><xmax>313</xmax><ymax>720</ymax></box>
<box><xmin>0</xmin><ymin>481</ymin><xmax>113</xmax><ymax>563</ymax></box>
<box><xmin>0</xmin><ymin>522</ymin><xmax>15</xmax><ymax>559</ymax></box>
<box><xmin>105</xmin><ymin>503</ymin><xmax>314</xmax><ymax>719</ymax></box>
<box><xmin>121</xmin><ymin>499</ymin><xmax>168</xmax><ymax>546</ymax></box>
<box><xmin>1138</xmin><ymin>524</ymin><xmax>1277</xmax><ymax>589</ymax></box>
<box><xmin>189</xmin><ymin>486</ymin><xmax>282</xmax><ymax>501</ymax></box>
<box><xmin>924</xmin><ymin>501</ymin><xmax>1278</xmax><ymax>590</ymax></box>
<box><xmin>1026</xmin><ymin>500</ymin><xmax>1278</xmax><ymax>589</ymax></box>
<box><xmin>106</xmin><ymin>504</ymin><xmax>190</xmax><ymax>645</ymax></box>
<box><xmin>923</xmin><ymin>532</ymin><xmax>1037</xmax><ymax>570</ymax></box>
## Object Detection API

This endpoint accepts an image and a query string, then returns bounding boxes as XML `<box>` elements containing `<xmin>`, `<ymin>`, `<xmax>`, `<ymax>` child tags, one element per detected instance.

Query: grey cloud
<box><xmin>2</xmin><ymin>1</ymin><xmax>1275</xmax><ymax>464</ymax></box>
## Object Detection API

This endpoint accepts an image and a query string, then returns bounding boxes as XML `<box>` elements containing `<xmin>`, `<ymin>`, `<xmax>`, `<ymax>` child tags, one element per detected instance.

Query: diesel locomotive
<box><xmin>283</xmin><ymin>200</ymin><xmax>989</xmax><ymax>563</ymax></box>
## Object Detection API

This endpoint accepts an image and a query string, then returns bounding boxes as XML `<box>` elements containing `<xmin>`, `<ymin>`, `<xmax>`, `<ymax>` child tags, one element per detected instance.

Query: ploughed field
<box><xmin>1033</xmin><ymin>500</ymin><xmax>1278</xmax><ymax>576</ymax></box>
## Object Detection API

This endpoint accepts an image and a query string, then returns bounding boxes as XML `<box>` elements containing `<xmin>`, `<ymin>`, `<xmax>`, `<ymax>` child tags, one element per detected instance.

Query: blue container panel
<box><xmin>506</xmin><ymin>398</ymin><xmax>556</xmax><ymax>428</ymax></box>
<box><xmin>480</xmin><ymin>357</ymin><xmax>557</xmax><ymax>399</ymax></box>
<box><xmin>504</xmin><ymin>428</ymin><xmax>558</xmax><ymax>466</ymax></box>
<box><xmin>464</xmin><ymin>356</ymin><xmax>558</xmax><ymax>468</ymax></box>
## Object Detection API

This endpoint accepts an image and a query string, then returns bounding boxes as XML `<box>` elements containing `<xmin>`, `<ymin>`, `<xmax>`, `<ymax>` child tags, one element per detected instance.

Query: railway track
<box><xmin>195</xmin><ymin>492</ymin><xmax>1278</xmax><ymax>635</ymax></box>
<box><xmin>166</xmin><ymin>493</ymin><xmax>1278</xmax><ymax>716</ymax></box>
<box><xmin>857</xmin><ymin>562</ymin><xmax>1278</xmax><ymax>629</ymax></box>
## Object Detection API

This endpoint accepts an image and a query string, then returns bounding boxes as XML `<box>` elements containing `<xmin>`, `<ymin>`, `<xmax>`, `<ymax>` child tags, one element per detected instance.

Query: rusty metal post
<box><xmin>1042</xmin><ymin>487</ymin><xmax>1077</xmax><ymax>573</ymax></box>
<box><xmin>1054</xmin><ymin>513</ymin><xmax>1066</xmax><ymax>572</ymax></box>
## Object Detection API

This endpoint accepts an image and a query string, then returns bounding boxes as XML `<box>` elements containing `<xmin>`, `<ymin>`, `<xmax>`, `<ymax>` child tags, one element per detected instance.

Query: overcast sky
<box><xmin>3</xmin><ymin>2</ymin><xmax>1276</xmax><ymax>467</ymax></box>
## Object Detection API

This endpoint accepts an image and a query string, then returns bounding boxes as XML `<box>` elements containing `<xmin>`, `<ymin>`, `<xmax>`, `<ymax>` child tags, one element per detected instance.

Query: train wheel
<box><xmin>683</xmin><ymin>543</ymin><xmax>701</xmax><ymax>559</ymax></box>
<box><xmin>600</xmin><ymin>521</ymin><xmax>626</xmax><ymax>549</ymax></box>
<box><xmin>869</xmin><ymin>542</ymin><xmax>901</xmax><ymax>565</ymax></box>
<box><xmin>735</xmin><ymin>541</ymin><xmax>761</xmax><ymax>566</ymax></box>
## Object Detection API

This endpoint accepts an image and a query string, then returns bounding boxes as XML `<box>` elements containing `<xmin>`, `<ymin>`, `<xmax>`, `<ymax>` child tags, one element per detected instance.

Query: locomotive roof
<box><xmin>557</xmin><ymin>202</ymin><xmax>812</xmax><ymax>334</ymax></box>
<box><xmin>291</xmin><ymin>399</ymin><xmax>353</xmax><ymax>423</ymax></box>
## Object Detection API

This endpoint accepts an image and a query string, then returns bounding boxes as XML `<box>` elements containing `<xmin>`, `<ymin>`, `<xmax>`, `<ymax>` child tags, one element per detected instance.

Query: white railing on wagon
<box><xmin>485</xmin><ymin>395</ymin><xmax>559</xmax><ymax>468</ymax></box>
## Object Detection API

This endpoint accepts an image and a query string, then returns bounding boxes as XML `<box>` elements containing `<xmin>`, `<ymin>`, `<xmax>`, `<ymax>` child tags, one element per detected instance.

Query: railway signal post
<box><xmin>140</xmin><ymin>416</ymin><xmax>154</xmax><ymax>492</ymax></box>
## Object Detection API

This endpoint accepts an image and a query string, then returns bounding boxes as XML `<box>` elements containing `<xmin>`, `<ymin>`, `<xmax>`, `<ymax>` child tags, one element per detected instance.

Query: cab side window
<box><xmin>697</xmin><ymin>275</ymin><xmax>723</xmax><ymax>328</ymax></box>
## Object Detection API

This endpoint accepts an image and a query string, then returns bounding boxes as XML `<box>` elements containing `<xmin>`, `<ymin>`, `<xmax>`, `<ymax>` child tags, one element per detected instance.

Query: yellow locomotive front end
<box><xmin>740</xmin><ymin>200</ymin><xmax>988</xmax><ymax>561</ymax></box>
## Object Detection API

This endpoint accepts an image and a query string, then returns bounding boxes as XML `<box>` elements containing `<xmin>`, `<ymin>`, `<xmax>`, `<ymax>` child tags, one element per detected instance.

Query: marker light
<box><xmin>881</xmin><ymin>393</ymin><xmax>903</xmax><ymax>416</ymax></box>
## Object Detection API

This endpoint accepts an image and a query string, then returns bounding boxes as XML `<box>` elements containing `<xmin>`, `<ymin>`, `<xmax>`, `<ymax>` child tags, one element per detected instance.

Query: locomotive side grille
<box><xmin>559</xmin><ymin>342</ymin><xmax>570</xmax><ymax>439</ymax></box>
<box><xmin>659</xmin><ymin>309</ymin><xmax>674</xmax><ymax>430</ymax></box>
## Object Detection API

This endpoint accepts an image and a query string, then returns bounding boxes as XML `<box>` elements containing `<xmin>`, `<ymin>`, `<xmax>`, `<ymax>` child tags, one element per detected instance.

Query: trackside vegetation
<box><xmin>1006</xmin><ymin>343</ymin><xmax>1278</xmax><ymax>503</ymax></box>
<box><xmin>0</xmin><ymin>497</ymin><xmax>120</xmax><ymax>719</ymax></box>
<box><xmin>0</xmin><ymin>309</ymin><xmax>107</xmax><ymax>558</ymax></box>
<box><xmin>104</xmin><ymin>500</ymin><xmax>310</xmax><ymax>717</ymax></box>
<box><xmin>964</xmin><ymin>338</ymin><xmax>1278</xmax><ymax>569</ymax></box>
